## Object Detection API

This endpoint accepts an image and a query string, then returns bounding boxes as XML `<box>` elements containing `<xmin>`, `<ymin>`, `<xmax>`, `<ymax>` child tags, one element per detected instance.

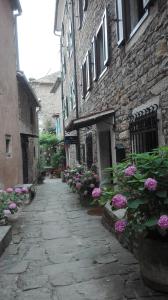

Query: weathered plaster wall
<box><xmin>0</xmin><ymin>0</ymin><xmax>22</xmax><ymax>188</ymax></box>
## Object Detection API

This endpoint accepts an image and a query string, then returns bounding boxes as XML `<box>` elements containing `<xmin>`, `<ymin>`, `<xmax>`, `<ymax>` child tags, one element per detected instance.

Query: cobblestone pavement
<box><xmin>0</xmin><ymin>179</ymin><xmax>167</xmax><ymax>300</ymax></box>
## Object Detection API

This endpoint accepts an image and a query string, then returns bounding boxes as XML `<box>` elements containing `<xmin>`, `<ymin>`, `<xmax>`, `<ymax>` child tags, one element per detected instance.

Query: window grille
<box><xmin>129</xmin><ymin>104</ymin><xmax>158</xmax><ymax>153</ymax></box>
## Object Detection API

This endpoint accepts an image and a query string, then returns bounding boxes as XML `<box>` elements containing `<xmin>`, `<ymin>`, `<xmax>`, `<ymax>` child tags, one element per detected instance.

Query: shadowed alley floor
<box><xmin>0</xmin><ymin>179</ymin><xmax>167</xmax><ymax>300</ymax></box>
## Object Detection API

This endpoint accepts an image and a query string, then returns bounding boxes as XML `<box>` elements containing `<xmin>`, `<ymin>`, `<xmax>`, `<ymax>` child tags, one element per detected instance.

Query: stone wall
<box><xmin>31</xmin><ymin>73</ymin><xmax>62</xmax><ymax>133</ymax></box>
<box><xmin>60</xmin><ymin>0</ymin><xmax>168</xmax><ymax>169</ymax></box>
<box><xmin>73</xmin><ymin>0</ymin><xmax>168</xmax><ymax>153</ymax></box>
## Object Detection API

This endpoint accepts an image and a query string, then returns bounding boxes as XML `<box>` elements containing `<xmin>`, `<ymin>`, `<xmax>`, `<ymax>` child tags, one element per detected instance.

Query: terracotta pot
<box><xmin>138</xmin><ymin>238</ymin><xmax>168</xmax><ymax>293</ymax></box>
<box><xmin>87</xmin><ymin>207</ymin><xmax>104</xmax><ymax>216</ymax></box>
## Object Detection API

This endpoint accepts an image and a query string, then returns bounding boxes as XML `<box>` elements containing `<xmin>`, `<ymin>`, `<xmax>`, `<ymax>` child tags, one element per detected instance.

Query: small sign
<box><xmin>65</xmin><ymin>136</ymin><xmax>78</xmax><ymax>145</ymax></box>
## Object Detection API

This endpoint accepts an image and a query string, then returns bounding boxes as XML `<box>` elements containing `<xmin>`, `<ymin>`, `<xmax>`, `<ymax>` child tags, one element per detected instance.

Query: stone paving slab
<box><xmin>0</xmin><ymin>225</ymin><xmax>12</xmax><ymax>256</ymax></box>
<box><xmin>0</xmin><ymin>179</ymin><xmax>166</xmax><ymax>300</ymax></box>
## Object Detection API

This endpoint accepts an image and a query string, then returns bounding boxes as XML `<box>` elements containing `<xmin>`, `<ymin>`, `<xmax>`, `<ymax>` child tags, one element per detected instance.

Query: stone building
<box><xmin>0</xmin><ymin>0</ymin><xmax>23</xmax><ymax>188</ymax></box>
<box><xmin>17</xmin><ymin>72</ymin><xmax>39</xmax><ymax>184</ymax></box>
<box><xmin>54</xmin><ymin>0</ymin><xmax>168</xmax><ymax>180</ymax></box>
<box><xmin>31</xmin><ymin>72</ymin><xmax>63</xmax><ymax>138</ymax></box>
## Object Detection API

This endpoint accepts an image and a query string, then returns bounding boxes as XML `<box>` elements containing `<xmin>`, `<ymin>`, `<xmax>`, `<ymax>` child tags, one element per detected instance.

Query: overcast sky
<box><xmin>17</xmin><ymin>0</ymin><xmax>60</xmax><ymax>80</ymax></box>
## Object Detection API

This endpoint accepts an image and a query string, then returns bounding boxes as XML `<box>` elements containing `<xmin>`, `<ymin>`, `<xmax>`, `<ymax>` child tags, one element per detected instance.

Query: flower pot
<box><xmin>138</xmin><ymin>238</ymin><xmax>168</xmax><ymax>293</ymax></box>
<box><xmin>87</xmin><ymin>206</ymin><xmax>104</xmax><ymax>216</ymax></box>
<box><xmin>7</xmin><ymin>207</ymin><xmax>21</xmax><ymax>223</ymax></box>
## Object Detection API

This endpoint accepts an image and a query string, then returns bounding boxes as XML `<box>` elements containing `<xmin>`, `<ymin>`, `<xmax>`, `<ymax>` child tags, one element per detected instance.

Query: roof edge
<box><xmin>17</xmin><ymin>71</ymin><xmax>40</xmax><ymax>107</ymax></box>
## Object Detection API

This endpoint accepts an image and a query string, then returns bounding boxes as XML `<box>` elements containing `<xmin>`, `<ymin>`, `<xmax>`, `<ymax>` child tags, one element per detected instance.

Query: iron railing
<box><xmin>129</xmin><ymin>104</ymin><xmax>159</xmax><ymax>153</ymax></box>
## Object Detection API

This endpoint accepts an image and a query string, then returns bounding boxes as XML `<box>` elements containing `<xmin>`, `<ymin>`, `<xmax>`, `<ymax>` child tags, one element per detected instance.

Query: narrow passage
<box><xmin>0</xmin><ymin>179</ymin><xmax>166</xmax><ymax>300</ymax></box>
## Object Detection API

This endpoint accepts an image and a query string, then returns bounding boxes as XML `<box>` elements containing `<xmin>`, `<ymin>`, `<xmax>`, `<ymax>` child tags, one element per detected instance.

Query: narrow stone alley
<box><xmin>0</xmin><ymin>180</ymin><xmax>167</xmax><ymax>300</ymax></box>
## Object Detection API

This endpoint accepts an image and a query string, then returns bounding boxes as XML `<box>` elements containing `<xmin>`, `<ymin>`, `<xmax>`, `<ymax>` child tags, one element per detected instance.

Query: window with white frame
<box><xmin>70</xmin><ymin>80</ymin><xmax>76</xmax><ymax>110</ymax></box>
<box><xmin>61</xmin><ymin>46</ymin><xmax>66</xmax><ymax>80</ymax></box>
<box><xmin>81</xmin><ymin>51</ymin><xmax>91</xmax><ymax>99</ymax></box>
<box><xmin>77</xmin><ymin>0</ymin><xmax>88</xmax><ymax>29</ymax></box>
<box><xmin>67</xmin><ymin>18</ymin><xmax>73</xmax><ymax>57</ymax></box>
<box><xmin>96</xmin><ymin>8</ymin><xmax>109</xmax><ymax>77</ymax></box>
<box><xmin>91</xmin><ymin>37</ymin><xmax>97</xmax><ymax>81</ymax></box>
<box><xmin>116</xmin><ymin>0</ymin><xmax>153</xmax><ymax>45</ymax></box>
<box><xmin>64</xmin><ymin>97</ymin><xmax>69</xmax><ymax>120</ymax></box>
<box><xmin>56</xmin><ymin>117</ymin><xmax>61</xmax><ymax>135</ymax></box>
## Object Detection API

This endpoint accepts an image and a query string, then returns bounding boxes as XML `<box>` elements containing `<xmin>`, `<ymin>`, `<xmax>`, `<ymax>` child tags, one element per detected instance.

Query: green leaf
<box><xmin>156</xmin><ymin>191</ymin><xmax>167</xmax><ymax>198</ymax></box>
<box><xmin>144</xmin><ymin>218</ymin><xmax>158</xmax><ymax>227</ymax></box>
<box><xmin>164</xmin><ymin>198</ymin><xmax>168</xmax><ymax>204</ymax></box>
<box><xmin>128</xmin><ymin>199</ymin><xmax>146</xmax><ymax>209</ymax></box>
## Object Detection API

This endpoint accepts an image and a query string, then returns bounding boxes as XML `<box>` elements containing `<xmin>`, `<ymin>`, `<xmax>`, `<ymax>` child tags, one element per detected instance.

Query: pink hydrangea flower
<box><xmin>8</xmin><ymin>203</ymin><xmax>17</xmax><ymax>210</ymax></box>
<box><xmin>3</xmin><ymin>209</ymin><xmax>11</xmax><ymax>216</ymax></box>
<box><xmin>144</xmin><ymin>178</ymin><xmax>157</xmax><ymax>191</ymax></box>
<box><xmin>115</xmin><ymin>220</ymin><xmax>127</xmax><ymax>233</ymax></box>
<box><xmin>124</xmin><ymin>165</ymin><xmax>136</xmax><ymax>177</ymax></box>
<box><xmin>111</xmin><ymin>194</ymin><xmax>127</xmax><ymax>209</ymax></box>
<box><xmin>6</xmin><ymin>188</ymin><xmax>13</xmax><ymax>193</ymax></box>
<box><xmin>76</xmin><ymin>182</ymin><xmax>82</xmax><ymax>190</ymax></box>
<box><xmin>15</xmin><ymin>188</ymin><xmax>22</xmax><ymax>194</ymax></box>
<box><xmin>92</xmin><ymin>188</ymin><xmax>102</xmax><ymax>198</ymax></box>
<box><xmin>158</xmin><ymin>215</ymin><xmax>168</xmax><ymax>229</ymax></box>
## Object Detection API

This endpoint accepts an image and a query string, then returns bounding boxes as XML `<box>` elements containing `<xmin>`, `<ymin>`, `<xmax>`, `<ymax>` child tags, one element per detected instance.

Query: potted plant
<box><xmin>110</xmin><ymin>146</ymin><xmax>168</xmax><ymax>292</ymax></box>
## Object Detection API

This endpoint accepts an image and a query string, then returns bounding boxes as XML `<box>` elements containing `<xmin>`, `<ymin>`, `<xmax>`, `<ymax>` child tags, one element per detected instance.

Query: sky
<box><xmin>17</xmin><ymin>0</ymin><xmax>60</xmax><ymax>80</ymax></box>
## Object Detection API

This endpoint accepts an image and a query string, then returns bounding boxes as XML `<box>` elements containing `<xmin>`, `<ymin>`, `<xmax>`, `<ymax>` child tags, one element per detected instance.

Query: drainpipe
<box><xmin>54</xmin><ymin>31</ymin><xmax>66</xmax><ymax>167</ymax></box>
<box><xmin>71</xmin><ymin>0</ymin><xmax>81</xmax><ymax>163</ymax></box>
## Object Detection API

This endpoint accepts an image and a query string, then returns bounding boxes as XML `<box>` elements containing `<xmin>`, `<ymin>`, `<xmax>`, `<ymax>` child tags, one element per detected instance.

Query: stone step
<box><xmin>0</xmin><ymin>226</ymin><xmax>12</xmax><ymax>257</ymax></box>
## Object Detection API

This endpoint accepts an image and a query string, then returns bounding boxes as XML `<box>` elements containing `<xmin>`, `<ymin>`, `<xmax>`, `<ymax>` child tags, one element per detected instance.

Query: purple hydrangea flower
<box><xmin>3</xmin><ymin>209</ymin><xmax>11</xmax><ymax>217</ymax></box>
<box><xmin>158</xmin><ymin>215</ymin><xmax>168</xmax><ymax>229</ymax></box>
<box><xmin>21</xmin><ymin>187</ymin><xmax>29</xmax><ymax>194</ymax></box>
<box><xmin>124</xmin><ymin>165</ymin><xmax>136</xmax><ymax>177</ymax></box>
<box><xmin>144</xmin><ymin>178</ymin><xmax>157</xmax><ymax>191</ymax></box>
<box><xmin>6</xmin><ymin>187</ymin><xmax>13</xmax><ymax>193</ymax></box>
<box><xmin>92</xmin><ymin>187</ymin><xmax>102</xmax><ymax>198</ymax></box>
<box><xmin>115</xmin><ymin>220</ymin><xmax>127</xmax><ymax>233</ymax></box>
<box><xmin>8</xmin><ymin>203</ymin><xmax>17</xmax><ymax>210</ymax></box>
<box><xmin>111</xmin><ymin>194</ymin><xmax>127</xmax><ymax>209</ymax></box>
<box><xmin>15</xmin><ymin>188</ymin><xmax>22</xmax><ymax>194</ymax></box>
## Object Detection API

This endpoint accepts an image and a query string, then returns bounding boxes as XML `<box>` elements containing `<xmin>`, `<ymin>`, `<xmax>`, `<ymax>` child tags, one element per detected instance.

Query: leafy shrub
<box><xmin>110</xmin><ymin>147</ymin><xmax>168</xmax><ymax>239</ymax></box>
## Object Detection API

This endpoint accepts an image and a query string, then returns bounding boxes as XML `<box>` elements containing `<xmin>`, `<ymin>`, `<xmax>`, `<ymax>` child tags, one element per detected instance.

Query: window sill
<box><xmin>98</xmin><ymin>66</ymin><xmax>107</xmax><ymax>82</ymax></box>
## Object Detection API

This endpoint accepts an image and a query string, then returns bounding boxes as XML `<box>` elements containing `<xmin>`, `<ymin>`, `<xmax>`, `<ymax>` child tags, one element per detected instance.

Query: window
<box><xmin>91</xmin><ymin>37</ymin><xmax>97</xmax><ymax>81</ymax></box>
<box><xmin>116</xmin><ymin>0</ymin><xmax>152</xmax><ymax>45</ymax></box>
<box><xmin>83</xmin><ymin>0</ymin><xmax>88</xmax><ymax>11</ymax></box>
<box><xmin>5</xmin><ymin>135</ymin><xmax>12</xmax><ymax>157</ymax></box>
<box><xmin>67</xmin><ymin>18</ymin><xmax>73</xmax><ymax>57</ymax></box>
<box><xmin>56</xmin><ymin>117</ymin><xmax>61</xmax><ymax>135</ymax></box>
<box><xmin>77</xmin><ymin>0</ymin><xmax>88</xmax><ymax>29</ymax></box>
<box><xmin>69</xmin><ymin>81</ymin><xmax>76</xmax><ymax>110</ymax></box>
<box><xmin>96</xmin><ymin>8</ymin><xmax>109</xmax><ymax>77</ymax></box>
<box><xmin>64</xmin><ymin>97</ymin><xmax>69</xmax><ymax>120</ymax></box>
<box><xmin>129</xmin><ymin>104</ymin><xmax>158</xmax><ymax>153</ymax></box>
<box><xmin>81</xmin><ymin>51</ymin><xmax>91</xmax><ymax>99</ymax></box>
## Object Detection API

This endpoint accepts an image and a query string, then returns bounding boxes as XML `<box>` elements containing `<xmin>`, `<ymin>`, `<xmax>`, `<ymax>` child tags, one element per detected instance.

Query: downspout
<box><xmin>54</xmin><ymin>30</ymin><xmax>66</xmax><ymax>167</ymax></box>
<box><xmin>71</xmin><ymin>0</ymin><xmax>81</xmax><ymax>163</ymax></box>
